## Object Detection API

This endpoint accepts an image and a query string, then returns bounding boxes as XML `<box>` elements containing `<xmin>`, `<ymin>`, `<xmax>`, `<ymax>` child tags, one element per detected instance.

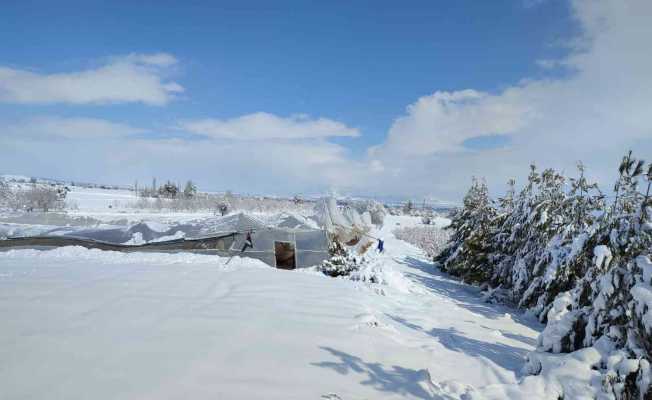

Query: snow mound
<box><xmin>350</xmin><ymin>261</ymin><xmax>414</xmax><ymax>294</ymax></box>
<box><xmin>632</xmin><ymin>256</ymin><xmax>652</xmax><ymax>334</ymax></box>
<box><xmin>539</xmin><ymin>292</ymin><xmax>579</xmax><ymax>353</ymax></box>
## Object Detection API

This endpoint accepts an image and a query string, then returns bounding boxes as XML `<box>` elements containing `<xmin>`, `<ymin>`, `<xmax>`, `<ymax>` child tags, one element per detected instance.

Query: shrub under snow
<box><xmin>318</xmin><ymin>239</ymin><xmax>412</xmax><ymax>294</ymax></box>
<box><xmin>319</xmin><ymin>240</ymin><xmax>366</xmax><ymax>278</ymax></box>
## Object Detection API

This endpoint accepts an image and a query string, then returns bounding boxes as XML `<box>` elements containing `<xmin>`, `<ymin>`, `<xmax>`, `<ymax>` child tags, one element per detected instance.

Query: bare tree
<box><xmin>403</xmin><ymin>200</ymin><xmax>413</xmax><ymax>215</ymax></box>
<box><xmin>20</xmin><ymin>185</ymin><xmax>66</xmax><ymax>212</ymax></box>
<box><xmin>0</xmin><ymin>180</ymin><xmax>12</xmax><ymax>207</ymax></box>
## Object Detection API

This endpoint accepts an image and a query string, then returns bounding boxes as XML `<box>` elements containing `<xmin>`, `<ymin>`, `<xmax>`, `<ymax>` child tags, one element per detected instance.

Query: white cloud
<box><xmin>375</xmin><ymin>89</ymin><xmax>532</xmax><ymax>157</ymax></box>
<box><xmin>0</xmin><ymin>127</ymin><xmax>371</xmax><ymax>195</ymax></box>
<box><xmin>367</xmin><ymin>0</ymin><xmax>652</xmax><ymax>201</ymax></box>
<box><xmin>536</xmin><ymin>59</ymin><xmax>565</xmax><ymax>69</ymax></box>
<box><xmin>0</xmin><ymin>108</ymin><xmax>371</xmax><ymax>195</ymax></box>
<box><xmin>118</xmin><ymin>53</ymin><xmax>179</xmax><ymax>67</ymax></box>
<box><xmin>3</xmin><ymin>117</ymin><xmax>145</xmax><ymax>140</ymax></box>
<box><xmin>0</xmin><ymin>53</ymin><xmax>182</xmax><ymax>106</ymax></box>
<box><xmin>178</xmin><ymin>112</ymin><xmax>359</xmax><ymax>140</ymax></box>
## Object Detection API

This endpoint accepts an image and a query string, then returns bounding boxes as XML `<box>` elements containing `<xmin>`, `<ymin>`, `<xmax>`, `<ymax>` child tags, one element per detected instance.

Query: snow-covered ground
<box><xmin>0</xmin><ymin>214</ymin><xmax>550</xmax><ymax>399</ymax></box>
<box><xmin>65</xmin><ymin>186</ymin><xmax>218</xmax><ymax>223</ymax></box>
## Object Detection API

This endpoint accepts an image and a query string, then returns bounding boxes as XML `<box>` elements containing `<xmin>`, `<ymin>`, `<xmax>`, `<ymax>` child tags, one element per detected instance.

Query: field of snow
<box><xmin>1</xmin><ymin>187</ymin><xmax>608</xmax><ymax>399</ymax></box>
<box><xmin>0</xmin><ymin>207</ymin><xmax>560</xmax><ymax>399</ymax></box>
<box><xmin>64</xmin><ymin>186</ymin><xmax>218</xmax><ymax>223</ymax></box>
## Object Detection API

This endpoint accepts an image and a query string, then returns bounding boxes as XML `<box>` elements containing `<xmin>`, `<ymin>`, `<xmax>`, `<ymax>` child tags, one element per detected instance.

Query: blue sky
<box><xmin>1</xmin><ymin>1</ymin><xmax>650</xmax><ymax>201</ymax></box>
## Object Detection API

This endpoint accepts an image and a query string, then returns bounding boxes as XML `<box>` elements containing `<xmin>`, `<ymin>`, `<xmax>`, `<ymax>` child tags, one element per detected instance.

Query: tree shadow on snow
<box><xmin>397</xmin><ymin>256</ymin><xmax>540</xmax><ymax>329</ymax></box>
<box><xmin>311</xmin><ymin>346</ymin><xmax>433</xmax><ymax>399</ymax></box>
<box><xmin>428</xmin><ymin>327</ymin><xmax>529</xmax><ymax>374</ymax></box>
<box><xmin>386</xmin><ymin>316</ymin><xmax>529</xmax><ymax>375</ymax></box>
<box><xmin>492</xmin><ymin>330</ymin><xmax>538</xmax><ymax>347</ymax></box>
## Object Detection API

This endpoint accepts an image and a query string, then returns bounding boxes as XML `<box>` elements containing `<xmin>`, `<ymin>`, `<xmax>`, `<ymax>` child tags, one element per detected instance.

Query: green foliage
<box><xmin>435</xmin><ymin>152</ymin><xmax>652</xmax><ymax>398</ymax></box>
<box><xmin>319</xmin><ymin>240</ymin><xmax>364</xmax><ymax>277</ymax></box>
<box><xmin>436</xmin><ymin>178</ymin><xmax>496</xmax><ymax>283</ymax></box>
<box><xmin>158</xmin><ymin>181</ymin><xmax>179</xmax><ymax>198</ymax></box>
<box><xmin>183</xmin><ymin>180</ymin><xmax>197</xmax><ymax>199</ymax></box>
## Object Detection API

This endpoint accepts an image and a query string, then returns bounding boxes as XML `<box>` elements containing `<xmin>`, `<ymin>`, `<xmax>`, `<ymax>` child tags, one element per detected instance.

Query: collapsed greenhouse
<box><xmin>200</xmin><ymin>213</ymin><xmax>331</xmax><ymax>269</ymax></box>
<box><xmin>0</xmin><ymin>197</ymin><xmax>387</xmax><ymax>270</ymax></box>
<box><xmin>0</xmin><ymin>213</ymin><xmax>331</xmax><ymax>270</ymax></box>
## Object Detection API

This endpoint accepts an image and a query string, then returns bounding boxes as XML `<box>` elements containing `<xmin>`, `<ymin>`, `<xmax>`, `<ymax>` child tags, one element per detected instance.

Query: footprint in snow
<box><xmin>354</xmin><ymin>313</ymin><xmax>381</xmax><ymax>328</ymax></box>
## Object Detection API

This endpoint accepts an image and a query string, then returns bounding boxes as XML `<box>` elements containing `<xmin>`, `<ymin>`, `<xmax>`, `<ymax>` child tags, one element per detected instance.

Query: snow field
<box><xmin>0</xmin><ymin>215</ymin><xmax>548</xmax><ymax>399</ymax></box>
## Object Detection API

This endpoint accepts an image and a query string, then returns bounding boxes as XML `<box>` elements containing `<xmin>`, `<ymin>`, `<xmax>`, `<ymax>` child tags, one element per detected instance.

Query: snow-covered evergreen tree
<box><xmin>435</xmin><ymin>153</ymin><xmax>652</xmax><ymax>398</ymax></box>
<box><xmin>539</xmin><ymin>156</ymin><xmax>650</xmax><ymax>396</ymax></box>
<box><xmin>158</xmin><ymin>181</ymin><xmax>179</xmax><ymax>199</ymax></box>
<box><xmin>436</xmin><ymin>178</ymin><xmax>496</xmax><ymax>283</ymax></box>
<box><xmin>519</xmin><ymin>163</ymin><xmax>605</xmax><ymax>318</ymax></box>
<box><xmin>483</xmin><ymin>165</ymin><xmax>569</xmax><ymax>307</ymax></box>
<box><xmin>183</xmin><ymin>180</ymin><xmax>197</xmax><ymax>199</ymax></box>
<box><xmin>319</xmin><ymin>240</ymin><xmax>366</xmax><ymax>277</ymax></box>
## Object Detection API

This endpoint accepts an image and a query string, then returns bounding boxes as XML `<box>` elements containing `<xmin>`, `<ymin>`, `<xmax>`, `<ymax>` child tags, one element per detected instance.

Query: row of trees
<box><xmin>436</xmin><ymin>152</ymin><xmax>651</xmax><ymax>398</ymax></box>
<box><xmin>130</xmin><ymin>184</ymin><xmax>318</xmax><ymax>215</ymax></box>
<box><xmin>129</xmin><ymin>193</ymin><xmax>230</xmax><ymax>215</ymax></box>
<box><xmin>385</xmin><ymin>199</ymin><xmax>443</xmax><ymax>220</ymax></box>
<box><xmin>0</xmin><ymin>181</ymin><xmax>68</xmax><ymax>212</ymax></box>
<box><xmin>138</xmin><ymin>179</ymin><xmax>197</xmax><ymax>199</ymax></box>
